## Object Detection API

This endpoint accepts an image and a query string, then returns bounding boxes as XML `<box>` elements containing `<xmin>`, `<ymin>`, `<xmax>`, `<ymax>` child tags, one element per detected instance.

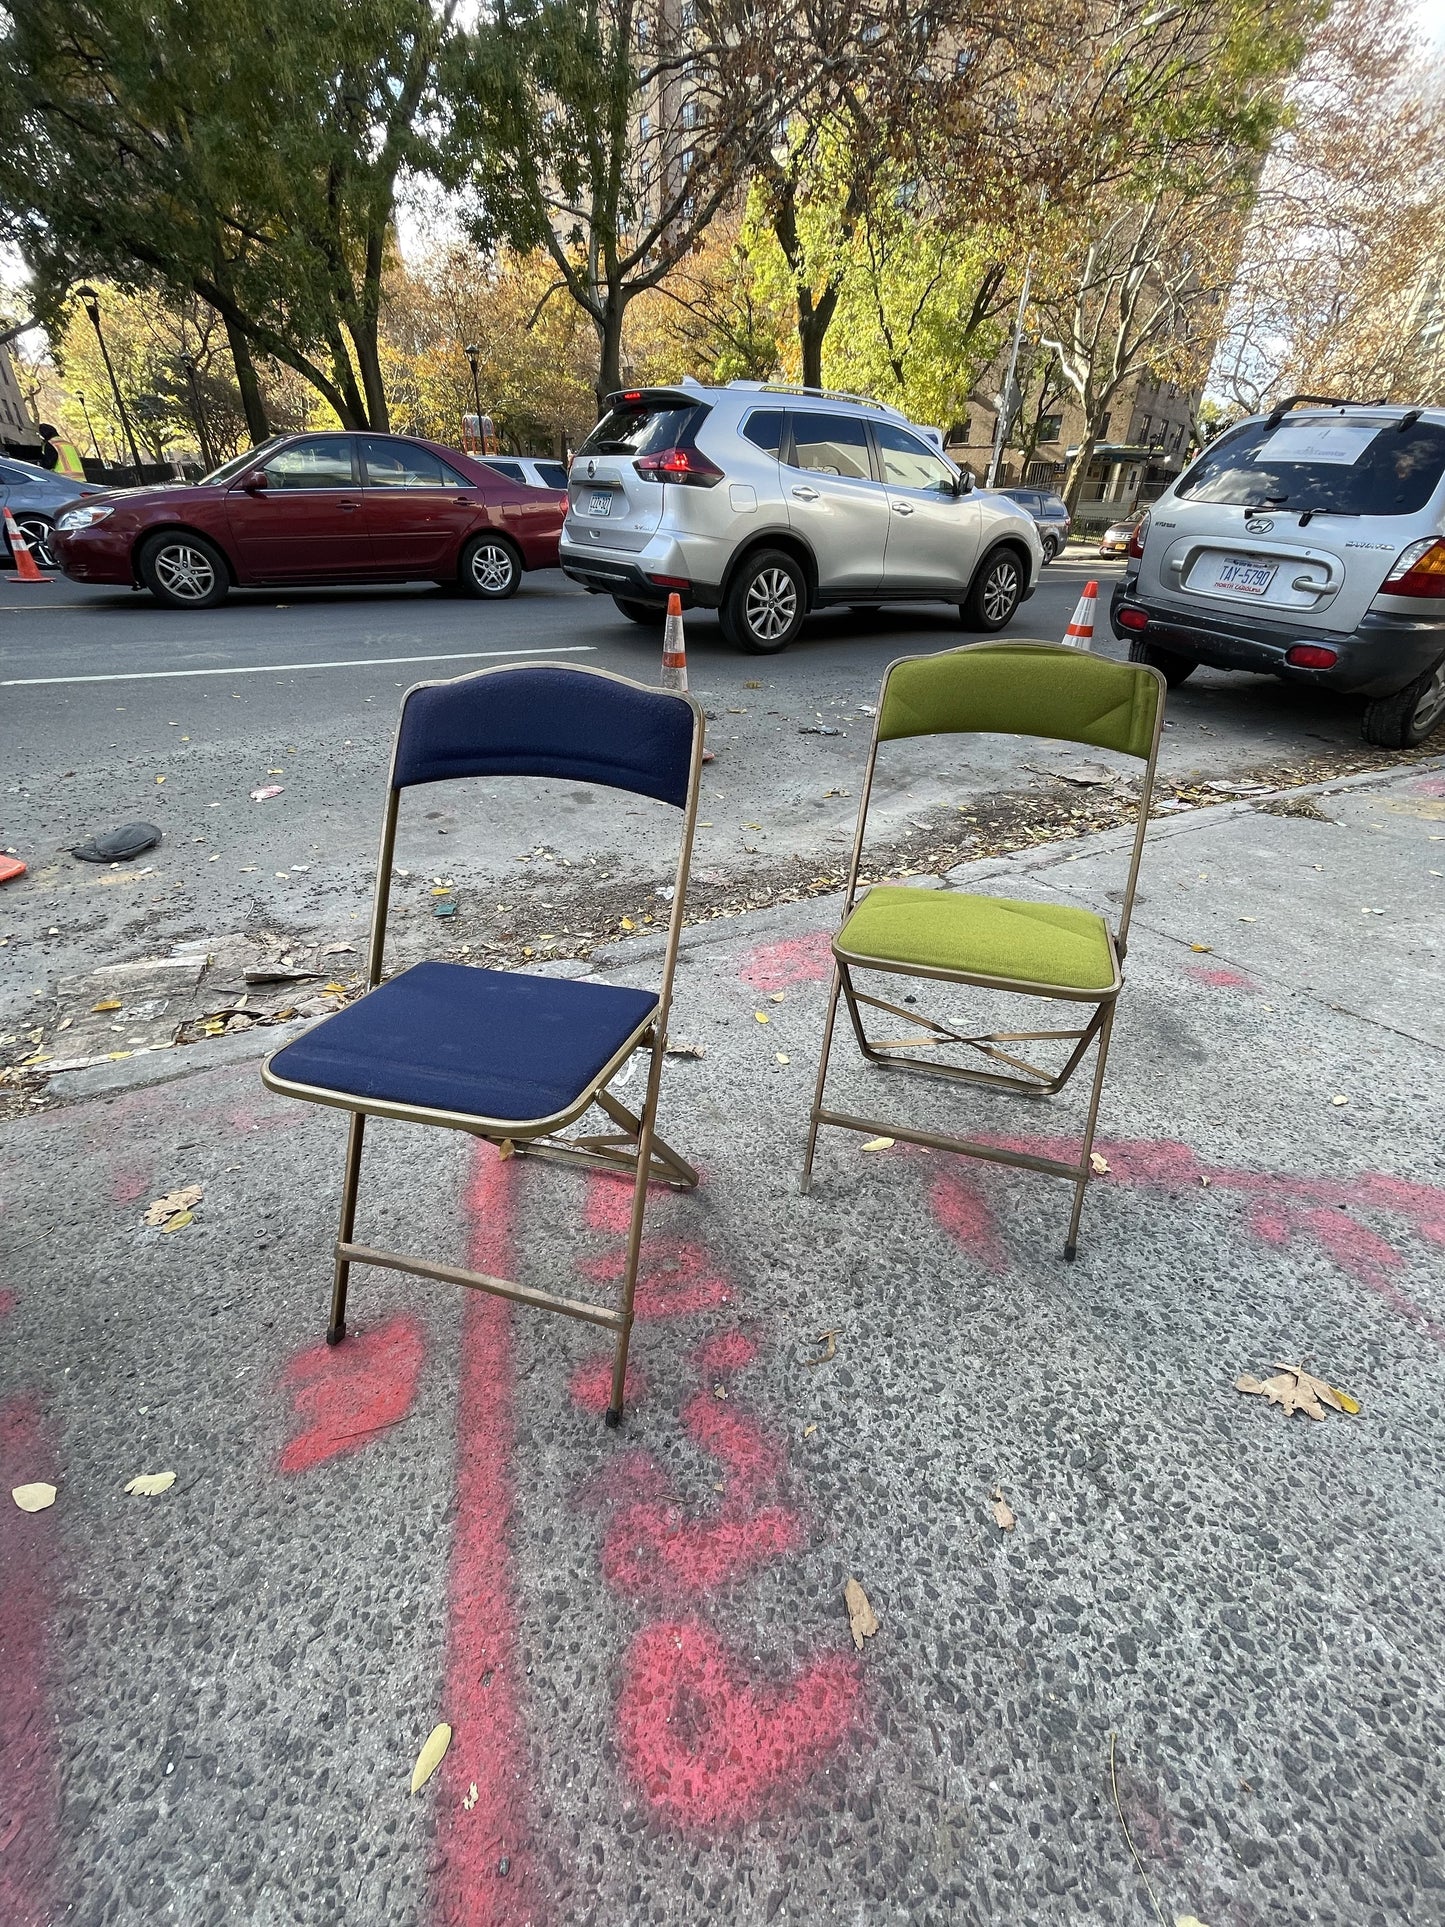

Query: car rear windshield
<box><xmin>1177</xmin><ymin>416</ymin><xmax>1445</xmax><ymax>516</ymax></box>
<box><xmin>577</xmin><ymin>401</ymin><xmax>703</xmax><ymax>458</ymax></box>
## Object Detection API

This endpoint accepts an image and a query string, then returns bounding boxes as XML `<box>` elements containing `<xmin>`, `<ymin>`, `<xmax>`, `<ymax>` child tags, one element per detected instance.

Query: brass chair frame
<box><xmin>801</xmin><ymin>640</ymin><xmax>1166</xmax><ymax>1258</ymax></box>
<box><xmin>262</xmin><ymin>660</ymin><xmax>705</xmax><ymax>1424</ymax></box>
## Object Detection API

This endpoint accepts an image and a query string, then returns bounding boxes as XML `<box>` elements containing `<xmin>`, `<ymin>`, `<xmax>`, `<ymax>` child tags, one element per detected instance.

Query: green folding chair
<box><xmin>801</xmin><ymin>640</ymin><xmax>1166</xmax><ymax>1258</ymax></box>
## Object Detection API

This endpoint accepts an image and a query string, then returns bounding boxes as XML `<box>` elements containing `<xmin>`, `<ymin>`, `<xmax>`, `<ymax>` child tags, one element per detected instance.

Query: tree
<box><xmin>445</xmin><ymin>0</ymin><xmax>813</xmax><ymax>410</ymax></box>
<box><xmin>0</xmin><ymin>0</ymin><xmax>457</xmax><ymax>434</ymax></box>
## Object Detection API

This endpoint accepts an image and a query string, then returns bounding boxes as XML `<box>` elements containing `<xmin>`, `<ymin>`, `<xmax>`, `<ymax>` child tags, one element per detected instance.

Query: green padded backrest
<box><xmin>878</xmin><ymin>642</ymin><xmax>1161</xmax><ymax>760</ymax></box>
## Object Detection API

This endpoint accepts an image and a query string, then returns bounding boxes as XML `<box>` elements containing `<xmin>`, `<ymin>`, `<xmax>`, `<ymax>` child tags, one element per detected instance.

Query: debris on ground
<box><xmin>249</xmin><ymin>785</ymin><xmax>284</xmax><ymax>802</ymax></box>
<box><xmin>1090</xmin><ymin>1152</ymin><xmax>1110</xmax><ymax>1175</ymax></box>
<box><xmin>804</xmin><ymin>1329</ymin><xmax>838</xmax><ymax>1368</ymax></box>
<box><xmin>1235</xmin><ymin>1363</ymin><xmax>1360</xmax><ymax>1420</ymax></box>
<box><xmin>143</xmin><ymin>1184</ymin><xmax>202</xmax><ymax>1230</ymax></box>
<box><xmin>12</xmin><ymin>1482</ymin><xmax>57</xmax><ymax>1512</ymax></box>
<box><xmin>664</xmin><ymin>1040</ymin><xmax>705</xmax><ymax>1059</ymax></box>
<box><xmin>861</xmin><ymin>1136</ymin><xmax>894</xmax><ymax>1151</ymax></box>
<box><xmin>0</xmin><ymin>853</ymin><xmax>27</xmax><ymax>884</ymax></box>
<box><xmin>68</xmin><ymin>822</ymin><xmax>162</xmax><ymax>863</ymax></box>
<box><xmin>990</xmin><ymin>1489</ymin><xmax>1016</xmax><ymax>1531</ymax></box>
<box><xmin>124</xmin><ymin>1471</ymin><xmax>176</xmax><ymax>1497</ymax></box>
<box><xmin>845</xmin><ymin>1577</ymin><xmax>879</xmax><ymax>1651</ymax></box>
<box><xmin>799</xmin><ymin>725</ymin><xmax>843</xmax><ymax>737</ymax></box>
<box><xmin>411</xmin><ymin>1722</ymin><xmax>452</xmax><ymax>1793</ymax></box>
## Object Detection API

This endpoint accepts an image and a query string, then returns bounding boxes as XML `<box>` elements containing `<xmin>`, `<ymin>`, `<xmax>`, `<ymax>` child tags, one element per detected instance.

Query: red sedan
<box><xmin>50</xmin><ymin>430</ymin><xmax>567</xmax><ymax>609</ymax></box>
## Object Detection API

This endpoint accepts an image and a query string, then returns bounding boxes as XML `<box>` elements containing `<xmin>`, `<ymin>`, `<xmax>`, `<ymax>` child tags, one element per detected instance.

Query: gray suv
<box><xmin>560</xmin><ymin>381</ymin><xmax>1041</xmax><ymax>652</ymax></box>
<box><xmin>1111</xmin><ymin>401</ymin><xmax>1445</xmax><ymax>747</ymax></box>
<box><xmin>0</xmin><ymin>454</ymin><xmax>103</xmax><ymax>571</ymax></box>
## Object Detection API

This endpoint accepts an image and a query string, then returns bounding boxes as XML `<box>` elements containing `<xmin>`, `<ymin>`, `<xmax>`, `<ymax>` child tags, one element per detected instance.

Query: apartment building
<box><xmin>0</xmin><ymin>339</ymin><xmax>42</xmax><ymax>459</ymax></box>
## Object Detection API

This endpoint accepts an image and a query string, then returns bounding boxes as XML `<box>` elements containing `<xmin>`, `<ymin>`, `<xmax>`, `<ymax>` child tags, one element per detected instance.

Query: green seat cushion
<box><xmin>837</xmin><ymin>886</ymin><xmax>1116</xmax><ymax>990</ymax></box>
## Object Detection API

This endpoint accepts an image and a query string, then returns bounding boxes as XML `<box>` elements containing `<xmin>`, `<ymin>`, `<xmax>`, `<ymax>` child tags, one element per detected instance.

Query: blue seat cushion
<box><xmin>267</xmin><ymin>961</ymin><xmax>658</xmax><ymax>1124</ymax></box>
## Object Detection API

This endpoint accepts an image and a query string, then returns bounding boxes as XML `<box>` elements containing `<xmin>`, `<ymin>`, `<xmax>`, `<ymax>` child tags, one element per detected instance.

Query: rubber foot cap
<box><xmin>1063</xmin><ymin>1244</ymin><xmax>1077</xmax><ymax>1263</ymax></box>
<box><xmin>604</xmin><ymin>1405</ymin><xmax>622</xmax><ymax>1429</ymax></box>
<box><xmin>326</xmin><ymin>1323</ymin><xmax>346</xmax><ymax>1347</ymax></box>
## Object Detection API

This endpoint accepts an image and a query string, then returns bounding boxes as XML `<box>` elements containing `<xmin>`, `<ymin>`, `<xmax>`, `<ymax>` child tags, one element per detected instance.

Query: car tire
<box><xmin>1041</xmin><ymin>533</ymin><xmax>1059</xmax><ymax>564</ymax></box>
<box><xmin>1127</xmin><ymin>637</ymin><xmax>1197</xmax><ymax>687</ymax></box>
<box><xmin>721</xmin><ymin>548</ymin><xmax>806</xmax><ymax>653</ymax></box>
<box><xmin>1361</xmin><ymin>652</ymin><xmax>1445</xmax><ymax>748</ymax></box>
<box><xmin>11</xmin><ymin>513</ymin><xmax>56</xmax><ymax>572</ymax></box>
<box><xmin>962</xmin><ymin>547</ymin><xmax>1025</xmax><ymax>632</ymax></box>
<box><xmin>459</xmin><ymin>533</ymin><xmax>522</xmax><ymax>599</ymax></box>
<box><xmin>613</xmin><ymin>595</ymin><xmax>665</xmax><ymax>626</ymax></box>
<box><xmin>137</xmin><ymin>532</ymin><xmax>230</xmax><ymax>609</ymax></box>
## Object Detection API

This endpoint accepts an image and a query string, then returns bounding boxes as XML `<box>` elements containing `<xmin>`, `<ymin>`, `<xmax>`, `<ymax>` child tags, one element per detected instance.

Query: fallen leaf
<box><xmin>754</xmin><ymin>1010</ymin><xmax>770</xmax><ymax>1024</ymax></box>
<box><xmin>497</xmin><ymin>1138</ymin><xmax>515</xmax><ymax>1160</ymax></box>
<box><xmin>463</xmin><ymin>1782</ymin><xmax>478</xmax><ymax>1812</ymax></box>
<box><xmin>861</xmin><ymin>1136</ymin><xmax>894</xmax><ymax>1151</ymax></box>
<box><xmin>768</xmin><ymin>991</ymin><xmax>785</xmax><ymax>1003</ymax></box>
<box><xmin>1089</xmin><ymin>1152</ymin><xmax>1109</xmax><ymax>1175</ymax></box>
<box><xmin>91</xmin><ymin>999</ymin><xmax>122</xmax><ymax>1013</ymax></box>
<box><xmin>665</xmin><ymin>1040</ymin><xmax>705</xmax><ymax>1058</ymax></box>
<box><xmin>144</xmin><ymin>1184</ymin><xmax>202</xmax><ymax>1228</ymax></box>
<box><xmin>12</xmin><ymin>1482</ymin><xmax>56</xmax><ymax>1512</ymax></box>
<box><xmin>160</xmin><ymin>1210</ymin><xmax>194</xmax><ymax>1232</ymax></box>
<box><xmin>322</xmin><ymin>981</ymin><xmax>348</xmax><ymax>994</ymax></box>
<box><xmin>805</xmin><ymin>1329</ymin><xmax>837</xmax><ymax>1368</ymax></box>
<box><xmin>845</xmin><ymin>1576</ymin><xmax>879</xmax><ymax>1651</ymax></box>
<box><xmin>803</xmin><ymin>1423</ymin><xmax>817</xmax><ymax>1438</ymax></box>
<box><xmin>620</xmin><ymin>916</ymin><xmax>635</xmax><ymax>930</ymax></box>
<box><xmin>1189</xmin><ymin>943</ymin><xmax>1212</xmax><ymax>953</ymax></box>
<box><xmin>990</xmin><ymin>1489</ymin><xmax>1016</xmax><ymax>1531</ymax></box>
<box><xmin>1235</xmin><ymin>1363</ymin><xmax>1360</xmax><ymax>1421</ymax></box>
<box><xmin>411</xmin><ymin>1722</ymin><xmax>452</xmax><ymax>1793</ymax></box>
<box><xmin>1331</xmin><ymin>1094</ymin><xmax>1349</xmax><ymax>1106</ymax></box>
<box><xmin>1176</xmin><ymin>1916</ymin><xmax>1214</xmax><ymax>1927</ymax></box>
<box><xmin>776</xmin><ymin>1052</ymin><xmax>790</xmax><ymax>1064</ymax></box>
<box><xmin>321</xmin><ymin>943</ymin><xmax>354</xmax><ymax>956</ymax></box>
<box><xmin>124</xmin><ymin>1471</ymin><xmax>176</xmax><ymax>1497</ymax></box>
<box><xmin>743</xmin><ymin>679</ymin><xmax>762</xmax><ymax>688</ymax></box>
<box><xmin>249</xmin><ymin>785</ymin><xmax>284</xmax><ymax>802</ymax></box>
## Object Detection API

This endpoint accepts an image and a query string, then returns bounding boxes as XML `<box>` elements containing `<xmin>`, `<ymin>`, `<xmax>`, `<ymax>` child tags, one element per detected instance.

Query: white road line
<box><xmin>0</xmin><ymin>643</ymin><xmax>596</xmax><ymax>688</ymax></box>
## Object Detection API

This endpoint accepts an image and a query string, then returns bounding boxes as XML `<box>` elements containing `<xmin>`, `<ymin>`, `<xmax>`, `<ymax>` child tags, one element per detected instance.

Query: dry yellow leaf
<box><xmin>845</xmin><ymin>1577</ymin><xmax>879</xmax><ymax>1651</ymax></box>
<box><xmin>322</xmin><ymin>981</ymin><xmax>348</xmax><ymax>994</ymax></box>
<box><xmin>803</xmin><ymin>1423</ymin><xmax>817</xmax><ymax>1438</ymax></box>
<box><xmin>160</xmin><ymin>1211</ymin><xmax>194</xmax><ymax>1233</ymax></box>
<box><xmin>620</xmin><ymin>916</ymin><xmax>635</xmax><ymax>930</ymax></box>
<box><xmin>411</xmin><ymin>1722</ymin><xmax>452</xmax><ymax>1793</ymax></box>
<box><xmin>1331</xmin><ymin>1094</ymin><xmax>1349</xmax><ymax>1107</ymax></box>
<box><xmin>776</xmin><ymin>1052</ymin><xmax>790</xmax><ymax>1064</ymax></box>
<box><xmin>769</xmin><ymin>991</ymin><xmax>785</xmax><ymax>1003</ymax></box>
<box><xmin>1090</xmin><ymin>1152</ymin><xmax>1109</xmax><ymax>1175</ymax></box>
<box><xmin>144</xmin><ymin>1184</ymin><xmax>202</xmax><ymax>1228</ymax></box>
<box><xmin>861</xmin><ymin>1136</ymin><xmax>894</xmax><ymax>1151</ymax></box>
<box><xmin>12</xmin><ymin>1482</ymin><xmax>57</xmax><ymax>1512</ymax></box>
<box><xmin>990</xmin><ymin>1489</ymin><xmax>1016</xmax><ymax>1531</ymax></box>
<box><xmin>497</xmin><ymin>1139</ymin><xmax>515</xmax><ymax>1160</ymax></box>
<box><xmin>124</xmin><ymin>1471</ymin><xmax>176</xmax><ymax>1497</ymax></box>
<box><xmin>805</xmin><ymin>1329</ymin><xmax>837</xmax><ymax>1368</ymax></box>
<box><xmin>91</xmin><ymin>999</ymin><xmax>122</xmax><ymax>1013</ymax></box>
<box><xmin>754</xmin><ymin>1010</ymin><xmax>770</xmax><ymax>1024</ymax></box>
<box><xmin>1236</xmin><ymin>1363</ymin><xmax>1359</xmax><ymax>1421</ymax></box>
<box><xmin>1189</xmin><ymin>942</ymin><xmax>1212</xmax><ymax>953</ymax></box>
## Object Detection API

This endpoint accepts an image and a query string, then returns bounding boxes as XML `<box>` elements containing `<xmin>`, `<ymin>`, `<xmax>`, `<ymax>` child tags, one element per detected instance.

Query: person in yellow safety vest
<box><xmin>36</xmin><ymin>422</ymin><xmax>87</xmax><ymax>479</ymax></box>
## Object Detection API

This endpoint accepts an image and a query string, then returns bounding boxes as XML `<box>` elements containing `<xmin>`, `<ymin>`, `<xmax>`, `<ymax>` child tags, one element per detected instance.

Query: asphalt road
<box><xmin>0</xmin><ymin>555</ymin><xmax>1411</xmax><ymax>1030</ymax></box>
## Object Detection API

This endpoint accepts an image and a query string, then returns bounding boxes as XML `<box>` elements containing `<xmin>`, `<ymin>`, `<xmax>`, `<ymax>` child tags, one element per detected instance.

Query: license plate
<box><xmin>588</xmin><ymin>489</ymin><xmax>613</xmax><ymax>517</ymax></box>
<box><xmin>1214</xmin><ymin>557</ymin><xmax>1276</xmax><ymax>597</ymax></box>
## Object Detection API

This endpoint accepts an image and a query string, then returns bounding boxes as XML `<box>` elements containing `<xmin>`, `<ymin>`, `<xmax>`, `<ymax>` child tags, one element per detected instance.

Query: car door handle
<box><xmin>891</xmin><ymin>502</ymin><xmax>915</xmax><ymax>515</ymax></box>
<box><xmin>790</xmin><ymin>485</ymin><xmax>820</xmax><ymax>501</ymax></box>
<box><xmin>339</xmin><ymin>501</ymin><xmax>359</xmax><ymax>513</ymax></box>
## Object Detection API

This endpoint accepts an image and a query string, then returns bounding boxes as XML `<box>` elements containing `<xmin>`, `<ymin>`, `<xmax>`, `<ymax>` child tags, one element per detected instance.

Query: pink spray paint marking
<box><xmin>618</xmin><ymin>1619</ymin><xmax>862</xmax><ymax>1829</ymax></box>
<box><xmin>568</xmin><ymin>1353</ymin><xmax>646</xmax><ymax>1416</ymax></box>
<box><xmin>0</xmin><ymin>1394</ymin><xmax>62</xmax><ymax>1927</ymax></box>
<box><xmin>1185</xmin><ymin>964</ymin><xmax>1257</xmax><ymax>990</ymax></box>
<box><xmin>431</xmin><ymin>1149</ymin><xmax>550</xmax><ymax>1927</ymax></box>
<box><xmin>110</xmin><ymin>1170</ymin><xmax>150</xmax><ymax>1205</ymax></box>
<box><xmin>693</xmin><ymin>1329</ymin><xmax>759</xmax><ymax>1376</ymax></box>
<box><xmin>738</xmin><ymin>928</ymin><xmax>835</xmax><ymax>993</ymax></box>
<box><xmin>929</xmin><ymin>1168</ymin><xmax>1006</xmax><ymax>1272</ymax></box>
<box><xmin>0</xmin><ymin>1289</ymin><xmax>16</xmax><ymax>1321</ymax></box>
<box><xmin>278</xmin><ymin>1313</ymin><xmax>426</xmax><ymax>1474</ymax></box>
<box><xmin>579</xmin><ymin>1238</ymin><xmax>734</xmax><ymax>1320</ymax></box>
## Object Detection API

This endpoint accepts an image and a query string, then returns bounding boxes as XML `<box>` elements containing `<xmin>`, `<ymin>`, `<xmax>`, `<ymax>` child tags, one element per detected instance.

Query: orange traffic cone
<box><xmin>0</xmin><ymin>854</ymin><xmax>27</xmax><ymax>885</ymax></box>
<box><xmin>3</xmin><ymin>506</ymin><xmax>53</xmax><ymax>584</ymax></box>
<box><xmin>1063</xmin><ymin>578</ymin><xmax>1097</xmax><ymax>649</ymax></box>
<box><xmin>661</xmin><ymin>591</ymin><xmax>688</xmax><ymax>691</ymax></box>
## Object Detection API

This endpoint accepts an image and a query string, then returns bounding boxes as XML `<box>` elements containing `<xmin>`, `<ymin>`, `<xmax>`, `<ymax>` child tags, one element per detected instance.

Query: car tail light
<box><xmin>1285</xmin><ymin>644</ymin><xmax>1338</xmax><ymax>669</ymax></box>
<box><xmin>1380</xmin><ymin>536</ymin><xmax>1445</xmax><ymax>596</ymax></box>
<box><xmin>1126</xmin><ymin>512</ymin><xmax>1149</xmax><ymax>560</ymax></box>
<box><xmin>647</xmin><ymin>573</ymin><xmax>690</xmax><ymax>589</ymax></box>
<box><xmin>633</xmin><ymin>446</ymin><xmax>724</xmax><ymax>487</ymax></box>
<box><xmin>1116</xmin><ymin>605</ymin><xmax>1149</xmax><ymax>632</ymax></box>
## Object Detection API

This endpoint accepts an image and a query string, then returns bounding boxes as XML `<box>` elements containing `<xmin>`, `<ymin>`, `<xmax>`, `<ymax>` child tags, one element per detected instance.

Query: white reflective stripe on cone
<box><xmin>661</xmin><ymin>591</ymin><xmax>688</xmax><ymax>692</ymax></box>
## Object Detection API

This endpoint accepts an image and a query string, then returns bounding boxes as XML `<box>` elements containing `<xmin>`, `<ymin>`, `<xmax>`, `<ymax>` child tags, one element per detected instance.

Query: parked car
<box><xmin>560</xmin><ymin>380</ymin><xmax>1041</xmax><ymax>652</ymax></box>
<box><xmin>0</xmin><ymin>454</ymin><xmax>106</xmax><ymax>571</ymax></box>
<box><xmin>1110</xmin><ymin>401</ymin><xmax>1445</xmax><ymax>748</ymax></box>
<box><xmin>998</xmin><ymin>486</ymin><xmax>1071</xmax><ymax>561</ymax></box>
<box><xmin>483</xmin><ymin>454</ymin><xmax>570</xmax><ymax>492</ymax></box>
<box><xmin>51</xmin><ymin>431</ymin><xmax>565</xmax><ymax>609</ymax></box>
<box><xmin>1098</xmin><ymin>513</ymin><xmax>1143</xmax><ymax>558</ymax></box>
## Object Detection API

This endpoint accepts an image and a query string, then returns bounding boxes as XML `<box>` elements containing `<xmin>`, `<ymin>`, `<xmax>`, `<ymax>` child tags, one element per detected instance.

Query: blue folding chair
<box><xmin>261</xmin><ymin>661</ymin><xmax>705</xmax><ymax>1425</ymax></box>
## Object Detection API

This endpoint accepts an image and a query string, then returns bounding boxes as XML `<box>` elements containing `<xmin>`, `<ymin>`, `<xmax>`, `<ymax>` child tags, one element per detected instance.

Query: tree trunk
<box><xmin>1061</xmin><ymin>435</ymin><xmax>1097</xmax><ymax>516</ymax></box>
<box><xmin>594</xmin><ymin>298</ymin><xmax>626</xmax><ymax>416</ymax></box>
<box><xmin>222</xmin><ymin>313</ymin><xmax>270</xmax><ymax>444</ymax></box>
<box><xmin>798</xmin><ymin>283</ymin><xmax>841</xmax><ymax>390</ymax></box>
<box><xmin>351</xmin><ymin>319</ymin><xmax>390</xmax><ymax>431</ymax></box>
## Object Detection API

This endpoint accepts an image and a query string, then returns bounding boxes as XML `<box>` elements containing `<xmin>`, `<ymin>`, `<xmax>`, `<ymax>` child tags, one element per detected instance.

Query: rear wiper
<box><xmin>588</xmin><ymin>440</ymin><xmax>630</xmax><ymax>454</ymax></box>
<box><xmin>1296</xmin><ymin>507</ymin><xmax>1360</xmax><ymax>526</ymax></box>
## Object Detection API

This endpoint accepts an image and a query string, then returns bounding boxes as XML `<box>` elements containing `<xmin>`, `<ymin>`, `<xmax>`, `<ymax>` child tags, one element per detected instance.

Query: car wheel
<box><xmin>612</xmin><ymin>595</ymin><xmax>666</xmax><ymax>626</ymax></box>
<box><xmin>1361</xmin><ymin>652</ymin><xmax>1445</xmax><ymax>748</ymax></box>
<box><xmin>1041</xmin><ymin>533</ymin><xmax>1059</xmax><ymax>564</ymax></box>
<box><xmin>962</xmin><ymin>548</ymin><xmax>1024</xmax><ymax>632</ymax></box>
<box><xmin>459</xmin><ymin>534</ymin><xmax>521</xmax><ymax>599</ymax></box>
<box><xmin>11</xmin><ymin>514</ymin><xmax>56</xmax><ymax>572</ymax></box>
<box><xmin>1127</xmin><ymin>637</ymin><xmax>1197</xmax><ymax>687</ymax></box>
<box><xmin>137</xmin><ymin>532</ymin><xmax>230</xmax><ymax>609</ymax></box>
<box><xmin>721</xmin><ymin>549</ymin><xmax>806</xmax><ymax>653</ymax></box>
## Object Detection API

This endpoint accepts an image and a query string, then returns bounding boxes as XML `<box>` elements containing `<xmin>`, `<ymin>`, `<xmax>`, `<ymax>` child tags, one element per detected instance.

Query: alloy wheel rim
<box><xmin>154</xmin><ymin>543</ymin><xmax>216</xmax><ymax>601</ymax></box>
<box><xmin>472</xmin><ymin>544</ymin><xmax>515</xmax><ymax>593</ymax></box>
<box><xmin>1412</xmin><ymin>660</ymin><xmax>1445</xmax><ymax>735</ymax></box>
<box><xmin>983</xmin><ymin>560</ymin><xmax>1019</xmax><ymax>623</ymax></box>
<box><xmin>16</xmin><ymin>518</ymin><xmax>54</xmax><ymax>570</ymax></box>
<box><xmin>745</xmin><ymin>567</ymin><xmax>797</xmax><ymax>641</ymax></box>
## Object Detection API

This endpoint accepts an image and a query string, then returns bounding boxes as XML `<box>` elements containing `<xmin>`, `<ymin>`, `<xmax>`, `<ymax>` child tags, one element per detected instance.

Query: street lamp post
<box><xmin>76</xmin><ymin>390</ymin><xmax>102</xmax><ymax>462</ymax></box>
<box><xmin>75</xmin><ymin>285</ymin><xmax>145</xmax><ymax>479</ymax></box>
<box><xmin>463</xmin><ymin>344</ymin><xmax>483</xmax><ymax>451</ymax></box>
<box><xmin>181</xmin><ymin>354</ymin><xmax>215</xmax><ymax>471</ymax></box>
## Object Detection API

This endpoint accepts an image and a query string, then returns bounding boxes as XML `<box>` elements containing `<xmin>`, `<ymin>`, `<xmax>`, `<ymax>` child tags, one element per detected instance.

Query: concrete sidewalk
<box><xmin>2</xmin><ymin>762</ymin><xmax>1443</xmax><ymax>1927</ymax></box>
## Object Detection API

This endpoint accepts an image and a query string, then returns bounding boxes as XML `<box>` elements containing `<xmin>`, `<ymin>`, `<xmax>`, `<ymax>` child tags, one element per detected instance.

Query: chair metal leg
<box><xmin>1064</xmin><ymin>1005</ymin><xmax>1115</xmax><ymax>1262</ymax></box>
<box><xmin>607</xmin><ymin>1041</ymin><xmax>665</xmax><ymax>1426</ymax></box>
<box><xmin>328</xmin><ymin>1111</ymin><xmax>367</xmax><ymax>1344</ymax></box>
<box><xmin>800</xmin><ymin>968</ymin><xmax>843</xmax><ymax>1195</ymax></box>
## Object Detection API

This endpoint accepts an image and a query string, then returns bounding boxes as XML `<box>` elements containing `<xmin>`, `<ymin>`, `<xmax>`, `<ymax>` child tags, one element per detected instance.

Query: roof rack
<box><xmin>1263</xmin><ymin>393</ymin><xmax>1390</xmax><ymax>430</ymax></box>
<box><xmin>725</xmin><ymin>380</ymin><xmax>910</xmax><ymax>422</ymax></box>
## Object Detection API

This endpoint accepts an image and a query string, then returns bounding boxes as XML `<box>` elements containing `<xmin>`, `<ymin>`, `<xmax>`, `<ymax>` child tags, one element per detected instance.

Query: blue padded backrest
<box><xmin>391</xmin><ymin>665</ymin><xmax>696</xmax><ymax>807</ymax></box>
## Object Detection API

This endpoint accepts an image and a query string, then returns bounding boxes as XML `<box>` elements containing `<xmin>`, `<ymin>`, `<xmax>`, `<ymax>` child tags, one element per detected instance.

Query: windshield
<box><xmin>577</xmin><ymin>403</ymin><xmax>702</xmax><ymax>458</ymax></box>
<box><xmin>199</xmin><ymin>438</ymin><xmax>283</xmax><ymax>486</ymax></box>
<box><xmin>1177</xmin><ymin>416</ymin><xmax>1445</xmax><ymax>516</ymax></box>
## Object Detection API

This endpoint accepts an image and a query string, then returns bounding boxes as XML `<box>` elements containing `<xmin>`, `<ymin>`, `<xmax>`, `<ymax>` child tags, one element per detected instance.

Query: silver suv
<box><xmin>559</xmin><ymin>381</ymin><xmax>1041</xmax><ymax>652</ymax></box>
<box><xmin>1111</xmin><ymin>400</ymin><xmax>1445</xmax><ymax>747</ymax></box>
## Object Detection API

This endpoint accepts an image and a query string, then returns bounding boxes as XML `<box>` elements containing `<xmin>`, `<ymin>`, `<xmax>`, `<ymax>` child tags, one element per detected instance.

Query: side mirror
<box><xmin>240</xmin><ymin>468</ymin><xmax>268</xmax><ymax>492</ymax></box>
<box><xmin>952</xmin><ymin>470</ymin><xmax>972</xmax><ymax>497</ymax></box>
